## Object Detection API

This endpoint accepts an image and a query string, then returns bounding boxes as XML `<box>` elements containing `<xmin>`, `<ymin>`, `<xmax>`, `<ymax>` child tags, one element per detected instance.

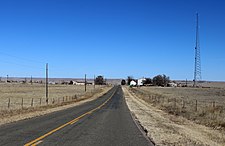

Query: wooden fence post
<box><xmin>75</xmin><ymin>94</ymin><xmax>77</xmax><ymax>100</ymax></box>
<box><xmin>212</xmin><ymin>101</ymin><xmax>215</xmax><ymax>108</ymax></box>
<box><xmin>182</xmin><ymin>100</ymin><xmax>185</xmax><ymax>108</ymax></box>
<box><xmin>174</xmin><ymin>98</ymin><xmax>176</xmax><ymax>108</ymax></box>
<box><xmin>8</xmin><ymin>98</ymin><xmax>10</xmax><ymax>108</ymax></box>
<box><xmin>212</xmin><ymin>101</ymin><xmax>216</xmax><ymax>113</ymax></box>
<box><xmin>195</xmin><ymin>100</ymin><xmax>198</xmax><ymax>111</ymax></box>
<box><xmin>21</xmin><ymin>98</ymin><xmax>23</xmax><ymax>109</ymax></box>
<box><xmin>31</xmin><ymin>98</ymin><xmax>34</xmax><ymax>107</ymax></box>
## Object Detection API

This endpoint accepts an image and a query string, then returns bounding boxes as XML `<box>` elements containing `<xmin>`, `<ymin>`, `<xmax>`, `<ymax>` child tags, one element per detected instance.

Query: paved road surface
<box><xmin>0</xmin><ymin>86</ymin><xmax>153</xmax><ymax>146</ymax></box>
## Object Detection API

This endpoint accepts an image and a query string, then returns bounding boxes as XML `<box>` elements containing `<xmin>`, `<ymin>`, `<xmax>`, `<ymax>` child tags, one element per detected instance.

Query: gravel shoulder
<box><xmin>123</xmin><ymin>86</ymin><xmax>225</xmax><ymax>146</ymax></box>
<box><xmin>0</xmin><ymin>86</ymin><xmax>112</xmax><ymax>126</ymax></box>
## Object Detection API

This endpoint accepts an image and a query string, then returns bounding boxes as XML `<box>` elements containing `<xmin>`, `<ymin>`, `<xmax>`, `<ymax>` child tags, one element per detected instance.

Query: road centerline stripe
<box><xmin>31</xmin><ymin>140</ymin><xmax>43</xmax><ymax>146</ymax></box>
<box><xmin>70</xmin><ymin>119</ymin><xmax>79</xmax><ymax>125</ymax></box>
<box><xmin>24</xmin><ymin>88</ymin><xmax>117</xmax><ymax>146</ymax></box>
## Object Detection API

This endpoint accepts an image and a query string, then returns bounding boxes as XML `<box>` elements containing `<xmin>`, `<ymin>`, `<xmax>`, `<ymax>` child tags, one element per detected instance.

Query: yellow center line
<box><xmin>70</xmin><ymin>119</ymin><xmax>79</xmax><ymax>125</ymax></box>
<box><xmin>31</xmin><ymin>140</ymin><xmax>43</xmax><ymax>146</ymax></box>
<box><xmin>24</xmin><ymin>88</ymin><xmax>117</xmax><ymax>146</ymax></box>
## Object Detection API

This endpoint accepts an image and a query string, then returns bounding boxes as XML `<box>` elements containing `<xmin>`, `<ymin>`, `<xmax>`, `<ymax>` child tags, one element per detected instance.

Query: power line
<box><xmin>0</xmin><ymin>59</ymin><xmax>45</xmax><ymax>71</ymax></box>
<box><xmin>0</xmin><ymin>51</ymin><xmax>46</xmax><ymax>64</ymax></box>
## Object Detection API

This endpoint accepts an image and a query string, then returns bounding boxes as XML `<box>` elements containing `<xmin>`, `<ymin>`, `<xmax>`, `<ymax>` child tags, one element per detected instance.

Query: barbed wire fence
<box><xmin>130</xmin><ymin>88</ymin><xmax>225</xmax><ymax>127</ymax></box>
<box><xmin>1</xmin><ymin>95</ymin><xmax>79</xmax><ymax>110</ymax></box>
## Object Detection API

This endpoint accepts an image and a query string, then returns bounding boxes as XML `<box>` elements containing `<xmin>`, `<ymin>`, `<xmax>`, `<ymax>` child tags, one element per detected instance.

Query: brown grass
<box><xmin>130</xmin><ymin>86</ymin><xmax>225</xmax><ymax>130</ymax></box>
<box><xmin>0</xmin><ymin>83</ymin><xmax>104</xmax><ymax>110</ymax></box>
<box><xmin>123</xmin><ymin>86</ymin><xmax>225</xmax><ymax>146</ymax></box>
<box><xmin>0</xmin><ymin>86</ymin><xmax>112</xmax><ymax>125</ymax></box>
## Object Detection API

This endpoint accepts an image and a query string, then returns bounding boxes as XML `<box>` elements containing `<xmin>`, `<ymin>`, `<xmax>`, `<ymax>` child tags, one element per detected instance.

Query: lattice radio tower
<box><xmin>193</xmin><ymin>13</ymin><xmax>202</xmax><ymax>86</ymax></box>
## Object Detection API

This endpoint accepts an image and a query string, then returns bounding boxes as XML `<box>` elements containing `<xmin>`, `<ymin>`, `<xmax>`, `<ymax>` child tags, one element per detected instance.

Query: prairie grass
<box><xmin>130</xmin><ymin>86</ymin><xmax>225</xmax><ymax>129</ymax></box>
<box><xmin>0</xmin><ymin>83</ymin><xmax>104</xmax><ymax>110</ymax></box>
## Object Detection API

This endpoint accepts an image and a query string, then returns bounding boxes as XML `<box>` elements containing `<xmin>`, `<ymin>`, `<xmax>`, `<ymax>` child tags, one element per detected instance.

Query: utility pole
<box><xmin>31</xmin><ymin>76</ymin><xmax>33</xmax><ymax>85</ymax></box>
<box><xmin>193</xmin><ymin>13</ymin><xmax>202</xmax><ymax>87</ymax></box>
<box><xmin>46</xmin><ymin>63</ymin><xmax>48</xmax><ymax>104</ymax></box>
<box><xmin>85</xmin><ymin>74</ymin><xmax>87</xmax><ymax>92</ymax></box>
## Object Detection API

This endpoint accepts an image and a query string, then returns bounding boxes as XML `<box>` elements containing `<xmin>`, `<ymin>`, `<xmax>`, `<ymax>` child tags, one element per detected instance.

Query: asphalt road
<box><xmin>0</xmin><ymin>86</ymin><xmax>153</xmax><ymax>146</ymax></box>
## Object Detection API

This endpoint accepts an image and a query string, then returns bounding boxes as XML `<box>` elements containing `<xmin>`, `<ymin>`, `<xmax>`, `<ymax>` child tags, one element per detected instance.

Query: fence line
<box><xmin>131</xmin><ymin>89</ymin><xmax>225</xmax><ymax>115</ymax></box>
<box><xmin>0</xmin><ymin>84</ymin><xmax>106</xmax><ymax>112</ymax></box>
<box><xmin>0</xmin><ymin>94</ymin><xmax>81</xmax><ymax>110</ymax></box>
<box><xmin>150</xmin><ymin>95</ymin><xmax>223</xmax><ymax>111</ymax></box>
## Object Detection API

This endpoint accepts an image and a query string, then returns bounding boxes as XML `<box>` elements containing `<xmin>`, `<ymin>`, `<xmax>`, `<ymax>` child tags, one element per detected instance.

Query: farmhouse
<box><xmin>137</xmin><ymin>78</ymin><xmax>146</xmax><ymax>86</ymax></box>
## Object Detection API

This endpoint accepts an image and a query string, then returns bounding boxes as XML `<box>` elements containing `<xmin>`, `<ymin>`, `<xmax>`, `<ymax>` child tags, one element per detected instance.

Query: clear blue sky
<box><xmin>0</xmin><ymin>0</ymin><xmax>224</xmax><ymax>81</ymax></box>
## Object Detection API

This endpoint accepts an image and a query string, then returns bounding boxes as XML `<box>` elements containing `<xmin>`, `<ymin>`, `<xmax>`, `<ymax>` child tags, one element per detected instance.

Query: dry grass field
<box><xmin>141</xmin><ymin>86</ymin><xmax>225</xmax><ymax>103</ymax></box>
<box><xmin>130</xmin><ymin>85</ymin><xmax>225</xmax><ymax>129</ymax></box>
<box><xmin>124</xmin><ymin>87</ymin><xmax>225</xmax><ymax>145</ymax></box>
<box><xmin>177</xmin><ymin>80</ymin><xmax>225</xmax><ymax>89</ymax></box>
<box><xmin>0</xmin><ymin>84</ymin><xmax>112</xmax><ymax>125</ymax></box>
<box><xmin>0</xmin><ymin>83</ymin><xmax>104</xmax><ymax>110</ymax></box>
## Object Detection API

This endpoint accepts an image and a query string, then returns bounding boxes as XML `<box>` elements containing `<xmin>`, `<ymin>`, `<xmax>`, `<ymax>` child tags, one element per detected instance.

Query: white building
<box><xmin>130</xmin><ymin>80</ymin><xmax>137</xmax><ymax>86</ymax></box>
<box><xmin>137</xmin><ymin>78</ymin><xmax>146</xmax><ymax>86</ymax></box>
<box><xmin>72</xmin><ymin>81</ymin><xmax>93</xmax><ymax>85</ymax></box>
<box><xmin>73</xmin><ymin>81</ymin><xmax>85</xmax><ymax>85</ymax></box>
<box><xmin>168</xmin><ymin>82</ymin><xmax>177</xmax><ymax>87</ymax></box>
